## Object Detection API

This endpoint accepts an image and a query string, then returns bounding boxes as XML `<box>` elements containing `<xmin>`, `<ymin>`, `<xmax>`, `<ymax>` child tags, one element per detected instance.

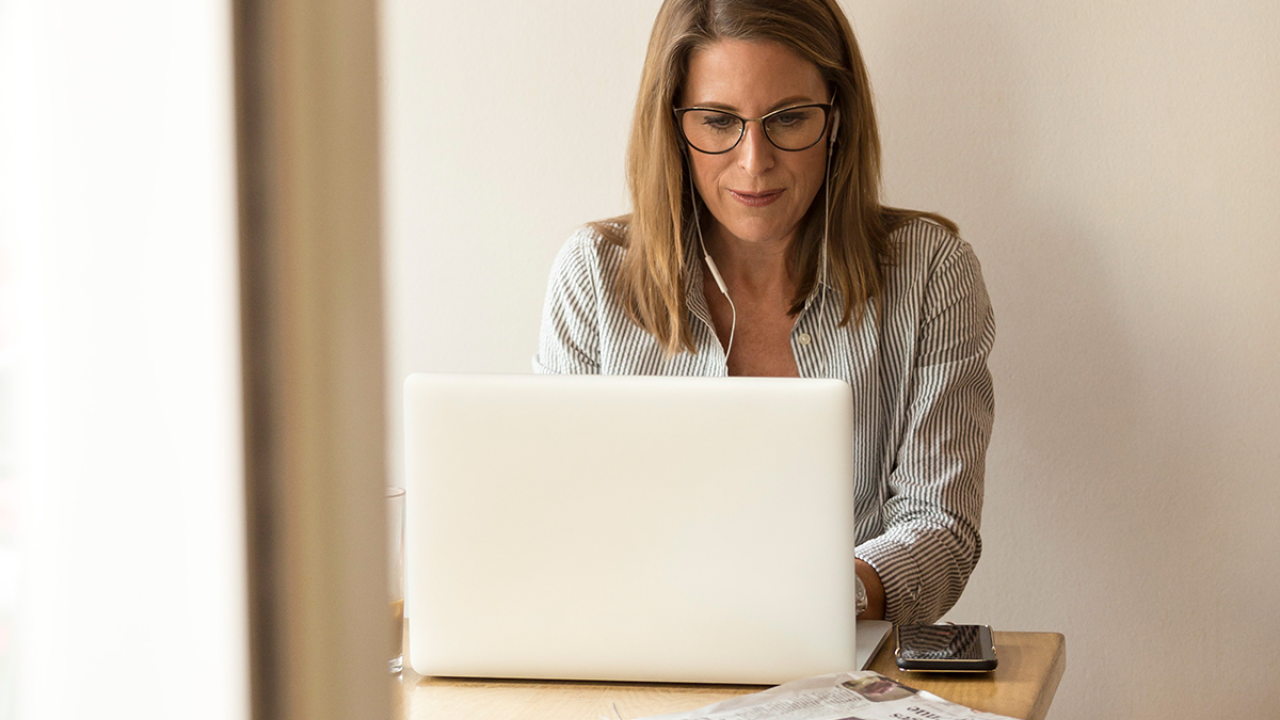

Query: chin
<box><xmin>720</xmin><ymin>217</ymin><xmax>797</xmax><ymax>246</ymax></box>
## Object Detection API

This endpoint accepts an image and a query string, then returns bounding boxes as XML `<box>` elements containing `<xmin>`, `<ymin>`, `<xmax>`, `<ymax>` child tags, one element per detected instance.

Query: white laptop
<box><xmin>403</xmin><ymin>373</ymin><xmax>890</xmax><ymax>684</ymax></box>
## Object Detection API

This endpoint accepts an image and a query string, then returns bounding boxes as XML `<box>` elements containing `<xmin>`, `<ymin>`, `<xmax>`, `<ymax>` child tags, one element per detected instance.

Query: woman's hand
<box><xmin>855</xmin><ymin>559</ymin><xmax>886</xmax><ymax>620</ymax></box>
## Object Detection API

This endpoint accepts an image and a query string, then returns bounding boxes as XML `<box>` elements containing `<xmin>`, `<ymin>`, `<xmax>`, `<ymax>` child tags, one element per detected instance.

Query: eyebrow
<box><xmin>686</xmin><ymin>95</ymin><xmax>821</xmax><ymax>113</ymax></box>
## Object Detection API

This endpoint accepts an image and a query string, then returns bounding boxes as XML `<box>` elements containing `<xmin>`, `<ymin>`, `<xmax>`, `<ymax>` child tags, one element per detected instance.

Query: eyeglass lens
<box><xmin>680</xmin><ymin>106</ymin><xmax>828</xmax><ymax>153</ymax></box>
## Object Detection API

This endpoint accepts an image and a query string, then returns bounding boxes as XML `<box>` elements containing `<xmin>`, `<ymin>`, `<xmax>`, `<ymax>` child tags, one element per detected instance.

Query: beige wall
<box><xmin>381</xmin><ymin>2</ymin><xmax>1280</xmax><ymax>717</ymax></box>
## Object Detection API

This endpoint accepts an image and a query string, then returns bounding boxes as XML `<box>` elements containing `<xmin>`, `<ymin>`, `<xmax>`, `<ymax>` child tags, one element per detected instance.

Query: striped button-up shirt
<box><xmin>533</xmin><ymin>218</ymin><xmax>995</xmax><ymax>624</ymax></box>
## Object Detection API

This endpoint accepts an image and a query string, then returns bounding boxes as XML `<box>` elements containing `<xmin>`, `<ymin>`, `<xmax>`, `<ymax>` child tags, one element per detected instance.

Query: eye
<box><xmin>699</xmin><ymin>112</ymin><xmax>739</xmax><ymax>131</ymax></box>
<box><xmin>770</xmin><ymin>109</ymin><xmax>815</xmax><ymax>127</ymax></box>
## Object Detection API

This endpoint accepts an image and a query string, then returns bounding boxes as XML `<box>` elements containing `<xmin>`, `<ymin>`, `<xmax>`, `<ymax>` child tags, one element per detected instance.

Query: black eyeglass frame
<box><xmin>672</xmin><ymin>102</ymin><xmax>835</xmax><ymax>155</ymax></box>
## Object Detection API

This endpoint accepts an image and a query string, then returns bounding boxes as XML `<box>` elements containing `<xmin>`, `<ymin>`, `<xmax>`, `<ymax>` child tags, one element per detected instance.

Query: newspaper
<box><xmin>631</xmin><ymin>671</ymin><xmax>1018</xmax><ymax>720</ymax></box>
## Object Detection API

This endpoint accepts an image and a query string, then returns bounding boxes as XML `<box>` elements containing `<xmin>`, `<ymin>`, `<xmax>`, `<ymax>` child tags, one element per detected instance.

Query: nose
<box><xmin>736</xmin><ymin>120</ymin><xmax>775</xmax><ymax>176</ymax></box>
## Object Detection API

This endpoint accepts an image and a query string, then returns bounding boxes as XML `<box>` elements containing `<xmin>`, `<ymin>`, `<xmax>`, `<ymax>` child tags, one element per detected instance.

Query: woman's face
<box><xmin>680</xmin><ymin>38</ymin><xmax>830</xmax><ymax>251</ymax></box>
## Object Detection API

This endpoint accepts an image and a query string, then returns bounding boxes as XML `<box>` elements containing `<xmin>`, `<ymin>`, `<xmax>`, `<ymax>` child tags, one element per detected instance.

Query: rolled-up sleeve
<box><xmin>533</xmin><ymin>232</ymin><xmax>603</xmax><ymax>375</ymax></box>
<box><xmin>858</xmin><ymin>241</ymin><xmax>995</xmax><ymax>624</ymax></box>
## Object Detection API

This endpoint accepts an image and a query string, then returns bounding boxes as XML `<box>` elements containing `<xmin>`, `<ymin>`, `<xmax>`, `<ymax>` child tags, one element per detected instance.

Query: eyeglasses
<box><xmin>673</xmin><ymin>103</ymin><xmax>833</xmax><ymax>154</ymax></box>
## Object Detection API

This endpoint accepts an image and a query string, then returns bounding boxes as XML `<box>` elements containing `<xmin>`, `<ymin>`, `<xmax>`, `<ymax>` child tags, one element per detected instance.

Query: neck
<box><xmin>702</xmin><ymin>224</ymin><xmax>796</xmax><ymax>297</ymax></box>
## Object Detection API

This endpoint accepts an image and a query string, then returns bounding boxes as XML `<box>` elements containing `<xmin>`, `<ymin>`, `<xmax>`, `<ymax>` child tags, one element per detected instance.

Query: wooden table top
<box><xmin>396</xmin><ymin>631</ymin><xmax>1065</xmax><ymax>720</ymax></box>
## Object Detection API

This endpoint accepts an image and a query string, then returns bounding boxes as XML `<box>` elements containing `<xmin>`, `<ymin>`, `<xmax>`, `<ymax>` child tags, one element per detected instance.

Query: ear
<box><xmin>828</xmin><ymin>107</ymin><xmax>841</xmax><ymax>152</ymax></box>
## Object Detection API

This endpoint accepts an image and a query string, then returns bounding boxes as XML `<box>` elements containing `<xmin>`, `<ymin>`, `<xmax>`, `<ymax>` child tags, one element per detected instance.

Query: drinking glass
<box><xmin>387</xmin><ymin>486</ymin><xmax>405</xmax><ymax>674</ymax></box>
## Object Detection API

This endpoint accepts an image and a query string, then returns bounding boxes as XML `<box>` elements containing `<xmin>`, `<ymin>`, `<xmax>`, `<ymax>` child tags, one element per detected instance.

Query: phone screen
<box><xmin>897</xmin><ymin>624</ymin><xmax>991</xmax><ymax>660</ymax></box>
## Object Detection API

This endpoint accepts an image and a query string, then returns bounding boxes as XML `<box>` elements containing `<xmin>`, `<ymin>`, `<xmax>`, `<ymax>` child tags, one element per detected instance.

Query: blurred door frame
<box><xmin>233</xmin><ymin>0</ymin><xmax>391</xmax><ymax>718</ymax></box>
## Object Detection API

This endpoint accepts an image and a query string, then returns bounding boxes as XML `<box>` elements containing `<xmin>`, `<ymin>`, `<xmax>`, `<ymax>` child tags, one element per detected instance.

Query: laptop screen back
<box><xmin>403</xmin><ymin>373</ymin><xmax>857</xmax><ymax>684</ymax></box>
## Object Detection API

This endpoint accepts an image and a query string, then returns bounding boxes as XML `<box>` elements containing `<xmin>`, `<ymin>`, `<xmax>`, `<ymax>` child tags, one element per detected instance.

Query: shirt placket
<box><xmin>792</xmin><ymin>285</ymin><xmax>841</xmax><ymax>379</ymax></box>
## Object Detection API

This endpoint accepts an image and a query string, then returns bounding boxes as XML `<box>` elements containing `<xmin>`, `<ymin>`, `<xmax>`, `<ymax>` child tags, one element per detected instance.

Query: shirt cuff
<box><xmin>857</xmin><ymin>534</ymin><xmax>925</xmax><ymax>625</ymax></box>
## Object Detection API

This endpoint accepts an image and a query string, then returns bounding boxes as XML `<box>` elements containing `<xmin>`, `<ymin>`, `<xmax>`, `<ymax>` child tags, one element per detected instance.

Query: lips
<box><xmin>728</xmin><ymin>189</ymin><xmax>783</xmax><ymax>207</ymax></box>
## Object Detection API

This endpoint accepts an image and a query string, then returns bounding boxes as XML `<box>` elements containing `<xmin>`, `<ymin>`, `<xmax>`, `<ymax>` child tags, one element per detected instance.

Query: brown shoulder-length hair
<box><xmin>593</xmin><ymin>0</ymin><xmax>957</xmax><ymax>355</ymax></box>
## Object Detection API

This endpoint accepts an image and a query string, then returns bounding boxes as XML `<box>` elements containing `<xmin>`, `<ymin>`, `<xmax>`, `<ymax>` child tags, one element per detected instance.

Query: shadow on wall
<box><xmin>860</xmin><ymin>3</ymin><xmax>1266</xmax><ymax>717</ymax></box>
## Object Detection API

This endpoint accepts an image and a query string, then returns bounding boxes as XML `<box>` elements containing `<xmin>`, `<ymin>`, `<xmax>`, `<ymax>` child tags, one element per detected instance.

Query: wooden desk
<box><xmin>397</xmin><ymin>631</ymin><xmax>1065</xmax><ymax>720</ymax></box>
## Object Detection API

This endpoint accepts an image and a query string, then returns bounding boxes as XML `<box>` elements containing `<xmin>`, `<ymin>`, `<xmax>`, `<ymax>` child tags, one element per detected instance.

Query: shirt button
<box><xmin>798</xmin><ymin>332</ymin><xmax>812</xmax><ymax>346</ymax></box>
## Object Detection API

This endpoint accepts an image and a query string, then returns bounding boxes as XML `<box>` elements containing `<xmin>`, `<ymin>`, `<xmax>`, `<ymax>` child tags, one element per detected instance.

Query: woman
<box><xmin>534</xmin><ymin>0</ymin><xmax>994</xmax><ymax>625</ymax></box>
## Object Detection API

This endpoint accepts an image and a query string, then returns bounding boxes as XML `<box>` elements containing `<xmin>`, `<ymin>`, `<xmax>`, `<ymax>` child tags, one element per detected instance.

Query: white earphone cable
<box><xmin>688</xmin><ymin>170</ymin><xmax>737</xmax><ymax>365</ymax></box>
<box><xmin>822</xmin><ymin>130</ymin><xmax>833</xmax><ymax>311</ymax></box>
<box><xmin>820</xmin><ymin>102</ymin><xmax>839</xmax><ymax>320</ymax></box>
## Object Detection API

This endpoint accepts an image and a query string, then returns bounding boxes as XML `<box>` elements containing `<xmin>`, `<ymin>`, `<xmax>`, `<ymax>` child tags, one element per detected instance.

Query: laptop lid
<box><xmin>403</xmin><ymin>373</ymin><xmax>858</xmax><ymax>684</ymax></box>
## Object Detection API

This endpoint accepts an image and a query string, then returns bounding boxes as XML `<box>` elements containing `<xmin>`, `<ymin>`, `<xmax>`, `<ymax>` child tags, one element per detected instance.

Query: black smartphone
<box><xmin>895</xmin><ymin>623</ymin><xmax>998</xmax><ymax>672</ymax></box>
